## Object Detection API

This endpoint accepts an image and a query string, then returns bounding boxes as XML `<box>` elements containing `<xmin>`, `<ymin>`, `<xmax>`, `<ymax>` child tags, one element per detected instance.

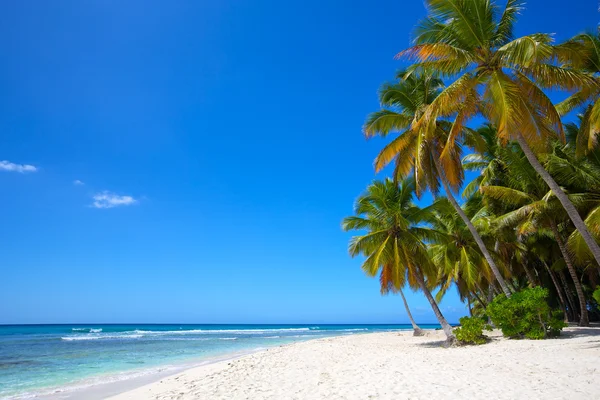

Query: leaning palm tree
<box><xmin>481</xmin><ymin>145</ymin><xmax>590</xmax><ymax>326</ymax></box>
<box><xmin>398</xmin><ymin>0</ymin><xmax>600</xmax><ymax>268</ymax></box>
<box><xmin>380</xmin><ymin>263</ymin><xmax>424</xmax><ymax>336</ymax></box>
<box><xmin>545</xmin><ymin>125</ymin><xmax>600</xmax><ymax>267</ymax></box>
<box><xmin>363</xmin><ymin>71</ymin><xmax>512</xmax><ymax>296</ymax></box>
<box><xmin>342</xmin><ymin>178</ymin><xmax>455</xmax><ymax>341</ymax></box>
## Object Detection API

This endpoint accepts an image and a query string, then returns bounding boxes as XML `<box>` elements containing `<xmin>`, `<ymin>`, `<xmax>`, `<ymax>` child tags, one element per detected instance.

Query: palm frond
<box><xmin>492</xmin><ymin>0</ymin><xmax>524</xmax><ymax>46</ymax></box>
<box><xmin>363</xmin><ymin>110</ymin><xmax>412</xmax><ymax>138</ymax></box>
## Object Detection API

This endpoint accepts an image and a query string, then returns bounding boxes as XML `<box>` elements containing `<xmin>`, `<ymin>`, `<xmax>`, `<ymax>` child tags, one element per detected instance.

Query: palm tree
<box><xmin>556</xmin><ymin>31</ymin><xmax>600</xmax><ymax>155</ymax></box>
<box><xmin>545</xmin><ymin>125</ymin><xmax>600</xmax><ymax>266</ymax></box>
<box><xmin>363</xmin><ymin>71</ymin><xmax>512</xmax><ymax>297</ymax></box>
<box><xmin>425</xmin><ymin>198</ymin><xmax>494</xmax><ymax>303</ymax></box>
<box><xmin>480</xmin><ymin>145</ymin><xmax>590</xmax><ymax>325</ymax></box>
<box><xmin>398</xmin><ymin>0</ymin><xmax>600</xmax><ymax>268</ymax></box>
<box><xmin>384</xmin><ymin>267</ymin><xmax>425</xmax><ymax>337</ymax></box>
<box><xmin>342</xmin><ymin>178</ymin><xmax>456</xmax><ymax>342</ymax></box>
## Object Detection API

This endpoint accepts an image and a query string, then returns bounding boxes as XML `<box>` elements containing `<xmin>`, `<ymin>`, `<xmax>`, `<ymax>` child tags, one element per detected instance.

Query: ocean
<box><xmin>0</xmin><ymin>324</ymin><xmax>441</xmax><ymax>399</ymax></box>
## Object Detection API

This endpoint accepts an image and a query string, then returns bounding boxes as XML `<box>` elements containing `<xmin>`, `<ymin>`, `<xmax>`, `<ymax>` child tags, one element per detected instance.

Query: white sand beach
<box><xmin>108</xmin><ymin>327</ymin><xmax>599</xmax><ymax>400</ymax></box>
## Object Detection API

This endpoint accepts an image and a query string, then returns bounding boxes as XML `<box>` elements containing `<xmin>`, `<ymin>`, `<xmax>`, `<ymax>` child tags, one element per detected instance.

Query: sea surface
<box><xmin>0</xmin><ymin>324</ymin><xmax>440</xmax><ymax>399</ymax></box>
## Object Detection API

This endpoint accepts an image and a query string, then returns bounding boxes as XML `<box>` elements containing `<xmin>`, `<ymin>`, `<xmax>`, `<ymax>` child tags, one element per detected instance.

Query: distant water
<box><xmin>0</xmin><ymin>324</ymin><xmax>440</xmax><ymax>399</ymax></box>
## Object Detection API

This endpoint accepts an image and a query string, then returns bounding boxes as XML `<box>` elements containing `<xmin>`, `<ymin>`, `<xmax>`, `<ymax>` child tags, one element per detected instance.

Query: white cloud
<box><xmin>0</xmin><ymin>160</ymin><xmax>38</xmax><ymax>173</ymax></box>
<box><xmin>91</xmin><ymin>191</ymin><xmax>138</xmax><ymax>209</ymax></box>
<box><xmin>73</xmin><ymin>180</ymin><xmax>85</xmax><ymax>185</ymax></box>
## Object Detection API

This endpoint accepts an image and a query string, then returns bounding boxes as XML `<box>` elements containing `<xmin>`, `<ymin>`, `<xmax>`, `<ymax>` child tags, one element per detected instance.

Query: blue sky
<box><xmin>0</xmin><ymin>0</ymin><xmax>596</xmax><ymax>325</ymax></box>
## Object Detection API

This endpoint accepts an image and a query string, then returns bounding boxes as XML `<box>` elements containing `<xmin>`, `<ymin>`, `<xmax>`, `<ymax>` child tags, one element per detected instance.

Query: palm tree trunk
<box><xmin>467</xmin><ymin>297</ymin><xmax>473</xmax><ymax>316</ymax></box>
<box><xmin>522</xmin><ymin>262</ymin><xmax>538</xmax><ymax>287</ymax></box>
<box><xmin>434</xmin><ymin>157</ymin><xmax>512</xmax><ymax>297</ymax></box>
<box><xmin>515</xmin><ymin>133</ymin><xmax>600</xmax><ymax>268</ymax></box>
<box><xmin>549</xmin><ymin>220</ymin><xmax>589</xmax><ymax>326</ymax></box>
<box><xmin>542</xmin><ymin>261</ymin><xmax>570</xmax><ymax>321</ymax></box>
<box><xmin>487</xmin><ymin>289</ymin><xmax>494</xmax><ymax>325</ymax></box>
<box><xmin>507</xmin><ymin>278</ymin><xmax>518</xmax><ymax>293</ymax></box>
<box><xmin>414</xmin><ymin>267</ymin><xmax>455</xmax><ymax>343</ymax></box>
<box><xmin>559</xmin><ymin>269</ymin><xmax>580</xmax><ymax>320</ymax></box>
<box><xmin>472</xmin><ymin>289</ymin><xmax>487</xmax><ymax>308</ymax></box>
<box><xmin>398</xmin><ymin>287</ymin><xmax>424</xmax><ymax>336</ymax></box>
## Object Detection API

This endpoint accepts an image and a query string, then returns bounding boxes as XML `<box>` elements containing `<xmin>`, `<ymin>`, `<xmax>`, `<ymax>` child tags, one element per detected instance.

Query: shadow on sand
<box><xmin>413</xmin><ymin>325</ymin><xmax>600</xmax><ymax>348</ymax></box>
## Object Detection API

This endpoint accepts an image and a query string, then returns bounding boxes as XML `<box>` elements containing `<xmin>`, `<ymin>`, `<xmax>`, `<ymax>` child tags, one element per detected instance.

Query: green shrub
<box><xmin>593</xmin><ymin>288</ymin><xmax>600</xmax><ymax>305</ymax></box>
<box><xmin>486</xmin><ymin>287</ymin><xmax>567</xmax><ymax>340</ymax></box>
<box><xmin>453</xmin><ymin>316</ymin><xmax>492</xmax><ymax>345</ymax></box>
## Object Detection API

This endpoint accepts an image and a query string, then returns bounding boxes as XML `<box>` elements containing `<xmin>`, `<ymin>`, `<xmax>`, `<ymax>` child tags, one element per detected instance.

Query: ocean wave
<box><xmin>337</xmin><ymin>328</ymin><xmax>368</xmax><ymax>332</ymax></box>
<box><xmin>61</xmin><ymin>334</ymin><xmax>143</xmax><ymax>341</ymax></box>
<box><xmin>62</xmin><ymin>327</ymin><xmax>317</xmax><ymax>341</ymax></box>
<box><xmin>70</xmin><ymin>328</ymin><xmax>103</xmax><ymax>333</ymax></box>
<box><xmin>263</xmin><ymin>336</ymin><xmax>280</xmax><ymax>339</ymax></box>
<box><xmin>130</xmin><ymin>328</ymin><xmax>311</xmax><ymax>335</ymax></box>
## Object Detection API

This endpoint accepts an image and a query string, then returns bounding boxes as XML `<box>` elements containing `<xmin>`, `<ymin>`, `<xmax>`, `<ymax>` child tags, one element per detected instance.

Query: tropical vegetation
<box><xmin>344</xmin><ymin>0</ymin><xmax>600</xmax><ymax>344</ymax></box>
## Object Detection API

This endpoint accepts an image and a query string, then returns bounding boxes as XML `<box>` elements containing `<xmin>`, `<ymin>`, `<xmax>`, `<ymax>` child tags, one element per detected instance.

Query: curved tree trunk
<box><xmin>434</xmin><ymin>158</ymin><xmax>512</xmax><ymax>297</ymax></box>
<box><xmin>522</xmin><ymin>262</ymin><xmax>538</xmax><ymax>287</ymax></box>
<box><xmin>467</xmin><ymin>297</ymin><xmax>473</xmax><ymax>317</ymax></box>
<box><xmin>398</xmin><ymin>287</ymin><xmax>424</xmax><ymax>336</ymax></box>
<box><xmin>559</xmin><ymin>269</ymin><xmax>580</xmax><ymax>320</ymax></box>
<box><xmin>487</xmin><ymin>289</ymin><xmax>494</xmax><ymax>325</ymax></box>
<box><xmin>414</xmin><ymin>267</ymin><xmax>455</xmax><ymax>343</ymax></box>
<box><xmin>515</xmin><ymin>133</ymin><xmax>600</xmax><ymax>269</ymax></box>
<box><xmin>549</xmin><ymin>221</ymin><xmax>589</xmax><ymax>326</ymax></box>
<box><xmin>472</xmin><ymin>289</ymin><xmax>487</xmax><ymax>308</ymax></box>
<box><xmin>542</xmin><ymin>261</ymin><xmax>571</xmax><ymax>322</ymax></box>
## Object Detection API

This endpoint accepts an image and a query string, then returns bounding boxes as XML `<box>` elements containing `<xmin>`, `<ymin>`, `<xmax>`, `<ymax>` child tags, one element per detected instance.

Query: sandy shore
<box><xmin>108</xmin><ymin>327</ymin><xmax>599</xmax><ymax>400</ymax></box>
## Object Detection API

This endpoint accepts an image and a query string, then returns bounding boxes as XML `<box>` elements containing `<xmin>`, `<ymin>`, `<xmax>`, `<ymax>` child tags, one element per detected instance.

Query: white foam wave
<box><xmin>62</xmin><ymin>336</ymin><xmax>101</xmax><ymax>341</ymax></box>
<box><xmin>63</xmin><ymin>327</ymin><xmax>318</xmax><ymax>341</ymax></box>
<box><xmin>263</xmin><ymin>336</ymin><xmax>281</xmax><ymax>339</ymax></box>
<box><xmin>70</xmin><ymin>328</ymin><xmax>103</xmax><ymax>333</ymax></box>
<box><xmin>62</xmin><ymin>334</ymin><xmax>143</xmax><ymax>341</ymax></box>
<box><xmin>337</xmin><ymin>328</ymin><xmax>368</xmax><ymax>332</ymax></box>
<box><xmin>131</xmin><ymin>328</ymin><xmax>311</xmax><ymax>335</ymax></box>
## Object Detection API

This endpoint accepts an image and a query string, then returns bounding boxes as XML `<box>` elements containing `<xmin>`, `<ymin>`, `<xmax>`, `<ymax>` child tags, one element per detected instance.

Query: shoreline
<box><xmin>28</xmin><ymin>348</ymin><xmax>267</xmax><ymax>400</ymax></box>
<box><xmin>106</xmin><ymin>327</ymin><xmax>599</xmax><ymax>400</ymax></box>
<box><xmin>21</xmin><ymin>330</ymin><xmax>387</xmax><ymax>400</ymax></box>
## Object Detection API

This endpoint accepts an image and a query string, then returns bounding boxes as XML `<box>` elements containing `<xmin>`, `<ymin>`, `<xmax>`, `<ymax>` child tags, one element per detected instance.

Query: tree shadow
<box><xmin>415</xmin><ymin>339</ymin><xmax>448</xmax><ymax>348</ymax></box>
<box><xmin>558</xmin><ymin>326</ymin><xmax>600</xmax><ymax>339</ymax></box>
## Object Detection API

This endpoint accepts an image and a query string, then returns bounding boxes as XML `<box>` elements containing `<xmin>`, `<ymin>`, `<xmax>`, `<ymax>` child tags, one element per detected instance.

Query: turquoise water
<box><xmin>0</xmin><ymin>324</ymin><xmax>440</xmax><ymax>399</ymax></box>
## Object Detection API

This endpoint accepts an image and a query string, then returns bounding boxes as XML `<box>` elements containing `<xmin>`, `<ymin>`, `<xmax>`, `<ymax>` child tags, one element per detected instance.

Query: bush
<box><xmin>594</xmin><ymin>288</ymin><xmax>600</xmax><ymax>305</ymax></box>
<box><xmin>453</xmin><ymin>316</ymin><xmax>492</xmax><ymax>345</ymax></box>
<box><xmin>486</xmin><ymin>287</ymin><xmax>567</xmax><ymax>340</ymax></box>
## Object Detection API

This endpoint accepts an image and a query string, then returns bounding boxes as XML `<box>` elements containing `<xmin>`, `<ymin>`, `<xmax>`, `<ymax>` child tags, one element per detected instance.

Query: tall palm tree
<box><xmin>398</xmin><ymin>0</ymin><xmax>600</xmax><ymax>268</ymax></box>
<box><xmin>363</xmin><ymin>71</ymin><xmax>512</xmax><ymax>297</ymax></box>
<box><xmin>342</xmin><ymin>178</ymin><xmax>456</xmax><ymax>342</ymax></box>
<box><xmin>545</xmin><ymin>126</ymin><xmax>600</xmax><ymax>266</ymax></box>
<box><xmin>480</xmin><ymin>145</ymin><xmax>590</xmax><ymax>325</ymax></box>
